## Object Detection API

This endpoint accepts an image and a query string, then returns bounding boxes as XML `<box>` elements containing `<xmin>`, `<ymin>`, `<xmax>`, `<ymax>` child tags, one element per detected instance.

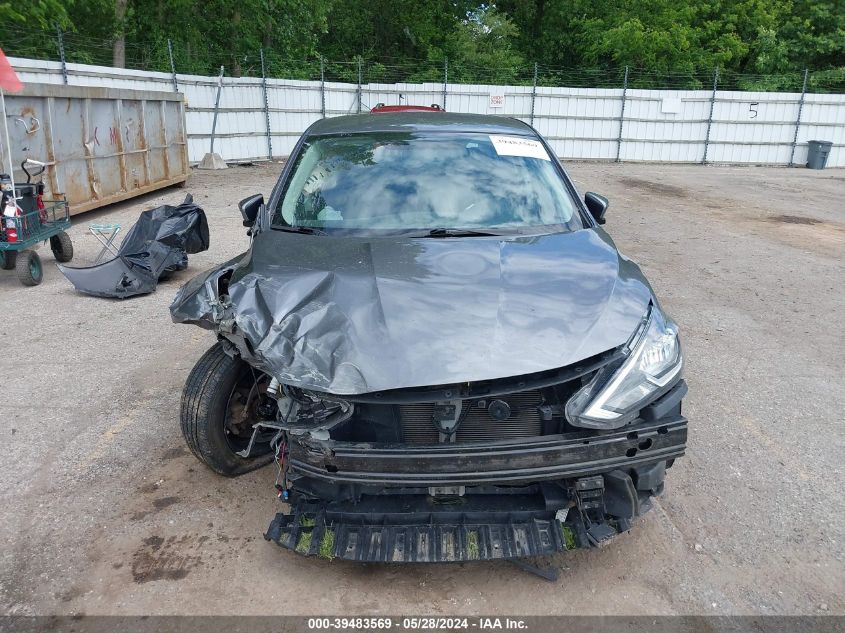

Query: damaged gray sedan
<box><xmin>171</xmin><ymin>112</ymin><xmax>688</xmax><ymax>563</ymax></box>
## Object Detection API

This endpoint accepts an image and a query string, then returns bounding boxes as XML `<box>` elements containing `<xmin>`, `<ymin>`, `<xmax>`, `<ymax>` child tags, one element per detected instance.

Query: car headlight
<box><xmin>565</xmin><ymin>304</ymin><xmax>683</xmax><ymax>429</ymax></box>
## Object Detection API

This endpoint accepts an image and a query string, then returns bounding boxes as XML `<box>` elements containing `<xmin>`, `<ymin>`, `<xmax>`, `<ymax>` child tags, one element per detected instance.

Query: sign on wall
<box><xmin>489</xmin><ymin>92</ymin><xmax>505</xmax><ymax>108</ymax></box>
<box><xmin>661</xmin><ymin>97</ymin><xmax>682</xmax><ymax>114</ymax></box>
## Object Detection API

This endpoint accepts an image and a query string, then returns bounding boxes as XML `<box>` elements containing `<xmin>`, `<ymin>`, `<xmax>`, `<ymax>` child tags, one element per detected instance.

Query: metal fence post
<box><xmin>260</xmin><ymin>49</ymin><xmax>272</xmax><ymax>160</ymax></box>
<box><xmin>442</xmin><ymin>58</ymin><xmax>448</xmax><ymax>109</ymax></box>
<box><xmin>55</xmin><ymin>24</ymin><xmax>68</xmax><ymax>85</ymax></box>
<box><xmin>789</xmin><ymin>69</ymin><xmax>809</xmax><ymax>167</ymax></box>
<box><xmin>167</xmin><ymin>39</ymin><xmax>178</xmax><ymax>93</ymax></box>
<box><xmin>320</xmin><ymin>56</ymin><xmax>326</xmax><ymax>118</ymax></box>
<box><xmin>209</xmin><ymin>66</ymin><xmax>224</xmax><ymax>155</ymax></box>
<box><xmin>615</xmin><ymin>65</ymin><xmax>629</xmax><ymax>162</ymax></box>
<box><xmin>530</xmin><ymin>62</ymin><xmax>538</xmax><ymax>126</ymax></box>
<box><xmin>702</xmin><ymin>67</ymin><xmax>719</xmax><ymax>164</ymax></box>
<box><xmin>357</xmin><ymin>58</ymin><xmax>362</xmax><ymax>113</ymax></box>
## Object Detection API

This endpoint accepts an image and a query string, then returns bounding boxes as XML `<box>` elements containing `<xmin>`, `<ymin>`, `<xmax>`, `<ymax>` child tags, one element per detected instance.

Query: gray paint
<box><xmin>171</xmin><ymin>113</ymin><xmax>656</xmax><ymax>395</ymax></box>
<box><xmin>170</xmin><ymin>227</ymin><xmax>654</xmax><ymax>395</ymax></box>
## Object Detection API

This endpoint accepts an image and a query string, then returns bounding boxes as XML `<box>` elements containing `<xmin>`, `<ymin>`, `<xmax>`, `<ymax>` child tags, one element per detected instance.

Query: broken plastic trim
<box><xmin>263</xmin><ymin>481</ymin><xmax>632</xmax><ymax>562</ymax></box>
<box><xmin>264</xmin><ymin>502</ymin><xmax>582</xmax><ymax>562</ymax></box>
<box><xmin>235</xmin><ymin>391</ymin><xmax>354</xmax><ymax>458</ymax></box>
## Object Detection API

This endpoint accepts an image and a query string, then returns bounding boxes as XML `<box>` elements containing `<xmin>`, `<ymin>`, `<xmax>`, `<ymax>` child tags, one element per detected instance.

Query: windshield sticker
<box><xmin>489</xmin><ymin>135</ymin><xmax>551</xmax><ymax>161</ymax></box>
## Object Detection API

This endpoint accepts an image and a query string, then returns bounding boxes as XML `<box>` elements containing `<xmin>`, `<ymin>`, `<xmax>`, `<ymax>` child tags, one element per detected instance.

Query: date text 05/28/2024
<box><xmin>307</xmin><ymin>617</ymin><xmax>528</xmax><ymax>630</ymax></box>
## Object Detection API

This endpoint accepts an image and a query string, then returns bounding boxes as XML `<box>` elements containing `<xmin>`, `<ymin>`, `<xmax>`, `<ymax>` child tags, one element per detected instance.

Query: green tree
<box><xmin>0</xmin><ymin>0</ymin><xmax>70</xmax><ymax>28</ymax></box>
<box><xmin>495</xmin><ymin>0</ymin><xmax>845</xmax><ymax>88</ymax></box>
<box><xmin>1</xmin><ymin>0</ymin><xmax>842</xmax><ymax>91</ymax></box>
<box><xmin>0</xmin><ymin>0</ymin><xmax>72</xmax><ymax>59</ymax></box>
<box><xmin>439</xmin><ymin>8</ymin><xmax>526</xmax><ymax>83</ymax></box>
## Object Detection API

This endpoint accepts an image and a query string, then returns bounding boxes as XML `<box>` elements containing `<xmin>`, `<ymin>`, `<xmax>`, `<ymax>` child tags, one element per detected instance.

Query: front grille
<box><xmin>399</xmin><ymin>390</ymin><xmax>543</xmax><ymax>444</ymax></box>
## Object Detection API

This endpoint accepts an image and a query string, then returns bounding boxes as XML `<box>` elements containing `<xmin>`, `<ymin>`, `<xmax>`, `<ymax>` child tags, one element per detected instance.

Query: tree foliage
<box><xmin>497</xmin><ymin>0</ymin><xmax>843</xmax><ymax>88</ymax></box>
<box><xmin>0</xmin><ymin>0</ymin><xmax>842</xmax><ymax>89</ymax></box>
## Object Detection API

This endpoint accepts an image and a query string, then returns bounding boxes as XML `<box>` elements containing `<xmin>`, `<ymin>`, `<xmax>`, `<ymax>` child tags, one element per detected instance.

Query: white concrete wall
<box><xmin>11</xmin><ymin>57</ymin><xmax>844</xmax><ymax>167</ymax></box>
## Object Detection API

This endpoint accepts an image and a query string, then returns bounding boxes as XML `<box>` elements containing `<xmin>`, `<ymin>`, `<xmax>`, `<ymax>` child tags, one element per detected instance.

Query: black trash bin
<box><xmin>806</xmin><ymin>140</ymin><xmax>832</xmax><ymax>169</ymax></box>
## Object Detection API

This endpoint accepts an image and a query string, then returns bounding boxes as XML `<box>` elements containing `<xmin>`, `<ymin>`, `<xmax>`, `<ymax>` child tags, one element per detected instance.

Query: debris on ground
<box><xmin>58</xmin><ymin>195</ymin><xmax>209</xmax><ymax>298</ymax></box>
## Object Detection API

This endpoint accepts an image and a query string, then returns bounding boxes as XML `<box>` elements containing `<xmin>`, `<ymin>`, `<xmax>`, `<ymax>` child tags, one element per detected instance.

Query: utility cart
<box><xmin>0</xmin><ymin>160</ymin><xmax>73</xmax><ymax>286</ymax></box>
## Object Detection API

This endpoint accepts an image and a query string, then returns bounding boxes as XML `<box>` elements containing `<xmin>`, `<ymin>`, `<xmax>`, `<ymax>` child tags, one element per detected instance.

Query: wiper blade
<box><xmin>276</xmin><ymin>225</ymin><xmax>328</xmax><ymax>235</ymax></box>
<box><xmin>414</xmin><ymin>227</ymin><xmax>501</xmax><ymax>238</ymax></box>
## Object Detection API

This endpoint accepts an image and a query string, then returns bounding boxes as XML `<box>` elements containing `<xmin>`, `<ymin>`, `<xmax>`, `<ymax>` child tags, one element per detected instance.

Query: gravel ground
<box><xmin>1</xmin><ymin>162</ymin><xmax>842</xmax><ymax>616</ymax></box>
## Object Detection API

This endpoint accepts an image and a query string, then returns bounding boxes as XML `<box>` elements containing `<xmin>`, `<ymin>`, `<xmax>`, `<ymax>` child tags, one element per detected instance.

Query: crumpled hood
<box><xmin>171</xmin><ymin>227</ymin><xmax>654</xmax><ymax>395</ymax></box>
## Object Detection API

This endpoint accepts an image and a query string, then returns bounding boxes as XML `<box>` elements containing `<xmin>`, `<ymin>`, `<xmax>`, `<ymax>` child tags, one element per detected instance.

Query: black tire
<box><xmin>180</xmin><ymin>343</ymin><xmax>275</xmax><ymax>477</ymax></box>
<box><xmin>0</xmin><ymin>250</ymin><xmax>15</xmax><ymax>270</ymax></box>
<box><xmin>16</xmin><ymin>250</ymin><xmax>43</xmax><ymax>286</ymax></box>
<box><xmin>50</xmin><ymin>231</ymin><xmax>74</xmax><ymax>263</ymax></box>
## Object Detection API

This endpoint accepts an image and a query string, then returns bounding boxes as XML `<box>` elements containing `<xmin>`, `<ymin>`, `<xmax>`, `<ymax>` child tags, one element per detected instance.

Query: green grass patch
<box><xmin>466</xmin><ymin>530</ymin><xmax>480</xmax><ymax>559</ymax></box>
<box><xmin>561</xmin><ymin>524</ymin><xmax>577</xmax><ymax>550</ymax></box>
<box><xmin>299</xmin><ymin>515</ymin><xmax>317</xmax><ymax>527</ymax></box>
<box><xmin>296</xmin><ymin>530</ymin><xmax>312</xmax><ymax>554</ymax></box>
<box><xmin>319</xmin><ymin>529</ymin><xmax>335</xmax><ymax>560</ymax></box>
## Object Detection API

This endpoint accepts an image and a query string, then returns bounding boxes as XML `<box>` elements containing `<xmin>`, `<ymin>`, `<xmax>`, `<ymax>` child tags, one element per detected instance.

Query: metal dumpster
<box><xmin>0</xmin><ymin>83</ymin><xmax>188</xmax><ymax>216</ymax></box>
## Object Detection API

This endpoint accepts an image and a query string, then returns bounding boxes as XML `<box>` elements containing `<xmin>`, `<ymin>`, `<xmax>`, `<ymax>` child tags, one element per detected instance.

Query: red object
<box><xmin>3</xmin><ymin>197</ymin><xmax>20</xmax><ymax>242</ymax></box>
<box><xmin>370</xmin><ymin>104</ymin><xmax>444</xmax><ymax>113</ymax></box>
<box><xmin>4</xmin><ymin>216</ymin><xmax>18</xmax><ymax>242</ymax></box>
<box><xmin>37</xmin><ymin>193</ymin><xmax>47</xmax><ymax>223</ymax></box>
<box><xmin>0</xmin><ymin>49</ymin><xmax>22</xmax><ymax>93</ymax></box>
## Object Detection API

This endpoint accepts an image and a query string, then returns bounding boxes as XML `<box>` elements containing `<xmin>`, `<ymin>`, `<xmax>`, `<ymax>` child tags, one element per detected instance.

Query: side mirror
<box><xmin>238</xmin><ymin>194</ymin><xmax>264</xmax><ymax>227</ymax></box>
<box><xmin>584</xmin><ymin>192</ymin><xmax>609</xmax><ymax>225</ymax></box>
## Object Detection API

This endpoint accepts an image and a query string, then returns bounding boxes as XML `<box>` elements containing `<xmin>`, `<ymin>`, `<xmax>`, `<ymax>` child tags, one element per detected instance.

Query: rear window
<box><xmin>272</xmin><ymin>131</ymin><xmax>583</xmax><ymax>235</ymax></box>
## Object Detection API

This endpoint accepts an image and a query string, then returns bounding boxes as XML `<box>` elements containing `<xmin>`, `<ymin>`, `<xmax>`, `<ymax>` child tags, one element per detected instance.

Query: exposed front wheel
<box><xmin>180</xmin><ymin>343</ymin><xmax>275</xmax><ymax>477</ymax></box>
<box><xmin>50</xmin><ymin>231</ymin><xmax>74</xmax><ymax>263</ymax></box>
<box><xmin>16</xmin><ymin>250</ymin><xmax>43</xmax><ymax>286</ymax></box>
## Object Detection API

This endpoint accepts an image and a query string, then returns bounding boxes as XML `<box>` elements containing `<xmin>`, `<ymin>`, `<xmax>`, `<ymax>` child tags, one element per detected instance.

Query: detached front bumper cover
<box><xmin>59</xmin><ymin>194</ymin><xmax>209</xmax><ymax>298</ymax></box>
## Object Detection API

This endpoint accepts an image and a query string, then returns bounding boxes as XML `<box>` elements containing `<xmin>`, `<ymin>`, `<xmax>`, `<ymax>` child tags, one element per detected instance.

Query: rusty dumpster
<box><xmin>0</xmin><ymin>83</ymin><xmax>188</xmax><ymax>216</ymax></box>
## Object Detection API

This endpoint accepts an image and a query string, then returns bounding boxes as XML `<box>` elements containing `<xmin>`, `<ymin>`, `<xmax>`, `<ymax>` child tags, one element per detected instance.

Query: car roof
<box><xmin>369</xmin><ymin>104</ymin><xmax>444</xmax><ymax>113</ymax></box>
<box><xmin>304</xmin><ymin>112</ymin><xmax>537</xmax><ymax>138</ymax></box>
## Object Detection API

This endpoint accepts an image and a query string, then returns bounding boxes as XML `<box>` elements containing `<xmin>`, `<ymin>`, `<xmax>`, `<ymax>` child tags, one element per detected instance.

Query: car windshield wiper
<box><xmin>412</xmin><ymin>227</ymin><xmax>502</xmax><ymax>238</ymax></box>
<box><xmin>275</xmin><ymin>225</ymin><xmax>328</xmax><ymax>235</ymax></box>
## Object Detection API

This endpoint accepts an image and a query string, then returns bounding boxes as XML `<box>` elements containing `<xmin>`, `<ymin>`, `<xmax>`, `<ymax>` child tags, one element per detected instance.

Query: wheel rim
<box><xmin>223</xmin><ymin>368</ymin><xmax>273</xmax><ymax>453</ymax></box>
<box><xmin>30</xmin><ymin>255</ymin><xmax>41</xmax><ymax>280</ymax></box>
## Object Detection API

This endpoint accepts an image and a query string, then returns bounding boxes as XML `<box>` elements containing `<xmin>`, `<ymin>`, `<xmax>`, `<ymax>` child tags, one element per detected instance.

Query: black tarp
<box><xmin>59</xmin><ymin>195</ymin><xmax>209</xmax><ymax>298</ymax></box>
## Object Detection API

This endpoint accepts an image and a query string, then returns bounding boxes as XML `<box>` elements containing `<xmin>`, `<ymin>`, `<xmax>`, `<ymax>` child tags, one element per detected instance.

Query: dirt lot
<box><xmin>1</xmin><ymin>162</ymin><xmax>843</xmax><ymax>616</ymax></box>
